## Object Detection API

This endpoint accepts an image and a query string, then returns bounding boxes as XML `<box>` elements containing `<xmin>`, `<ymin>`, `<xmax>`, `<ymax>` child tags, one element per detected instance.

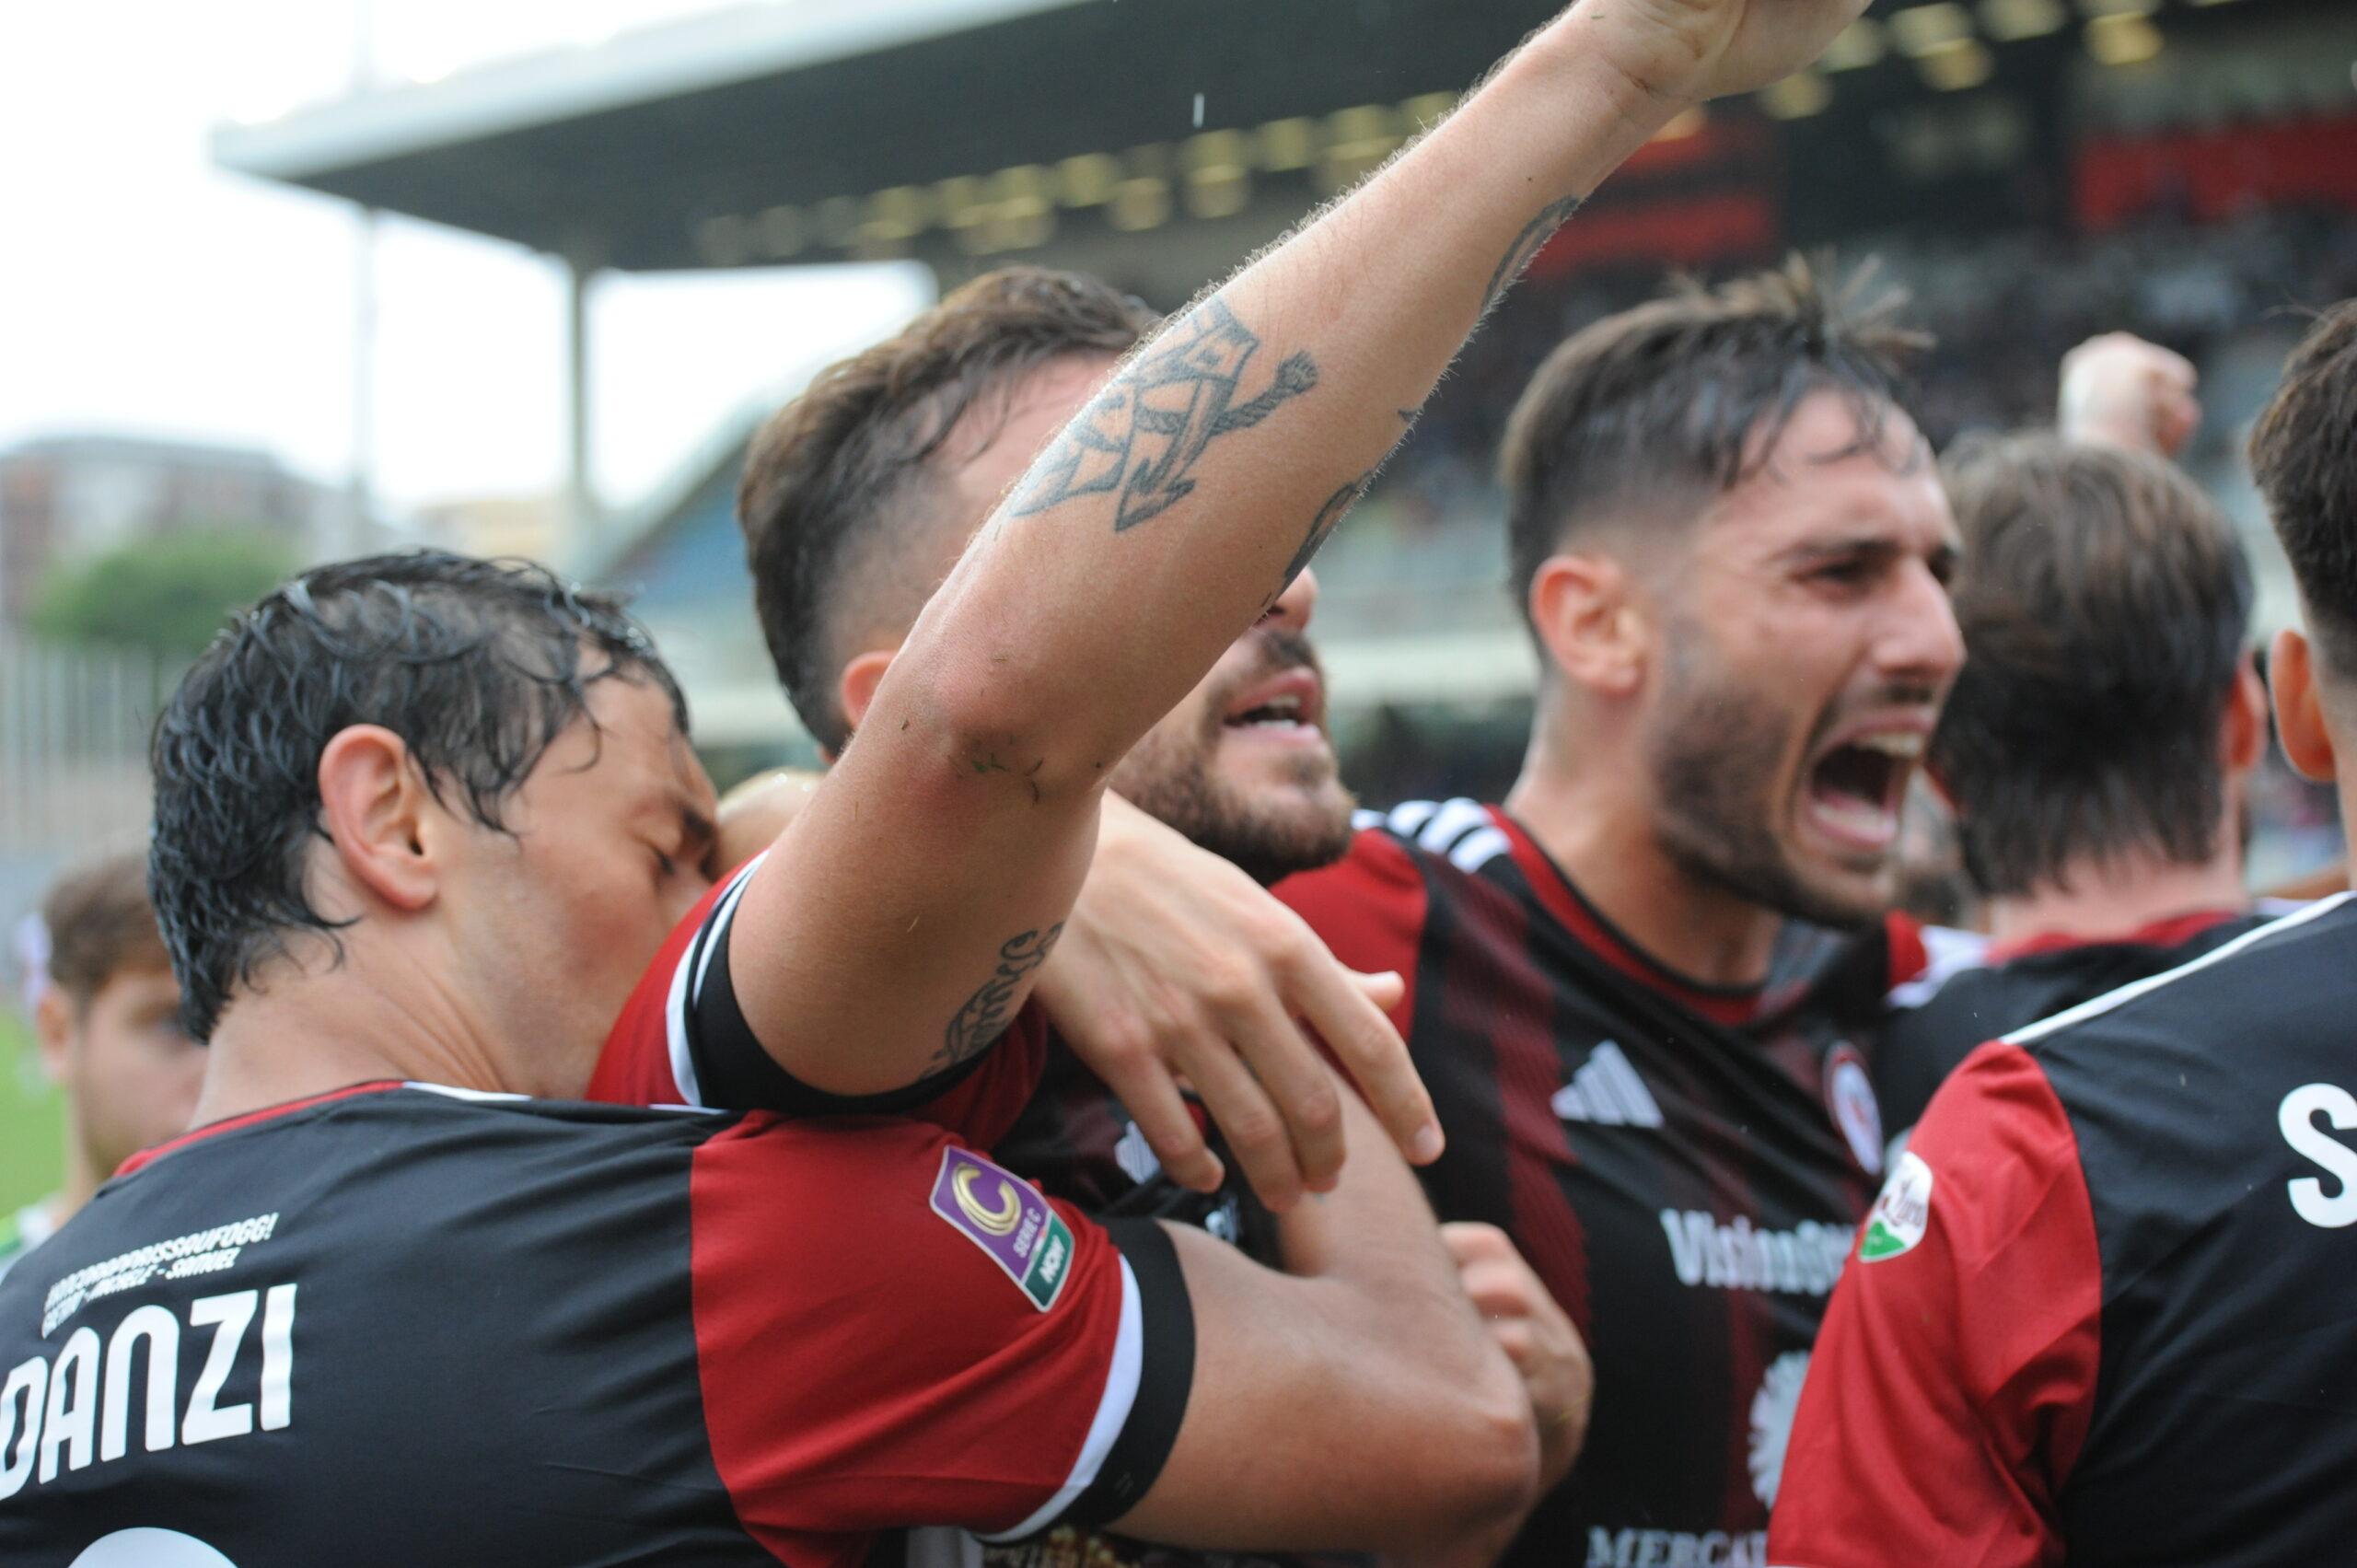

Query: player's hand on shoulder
<box><xmin>1033</xmin><ymin>794</ymin><xmax>1440</xmax><ymax>1211</ymax></box>
<box><xmin>2060</xmin><ymin>331</ymin><xmax>2201</xmax><ymax>457</ymax></box>
<box><xmin>1444</xmin><ymin>1222</ymin><xmax>1592</xmax><ymax>1493</ymax></box>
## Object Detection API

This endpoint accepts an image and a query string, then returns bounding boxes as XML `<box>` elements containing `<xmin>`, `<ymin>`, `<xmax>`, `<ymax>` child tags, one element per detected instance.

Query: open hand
<box><xmin>1034</xmin><ymin>795</ymin><xmax>1441</xmax><ymax>1211</ymax></box>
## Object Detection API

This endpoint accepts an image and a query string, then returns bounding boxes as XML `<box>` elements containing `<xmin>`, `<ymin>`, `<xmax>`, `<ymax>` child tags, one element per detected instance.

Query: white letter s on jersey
<box><xmin>2281</xmin><ymin>1084</ymin><xmax>2357</xmax><ymax>1229</ymax></box>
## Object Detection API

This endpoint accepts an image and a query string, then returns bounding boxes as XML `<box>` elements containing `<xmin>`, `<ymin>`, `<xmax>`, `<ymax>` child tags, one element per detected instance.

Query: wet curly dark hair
<box><xmin>149</xmin><ymin>550</ymin><xmax>686</xmax><ymax>1040</ymax></box>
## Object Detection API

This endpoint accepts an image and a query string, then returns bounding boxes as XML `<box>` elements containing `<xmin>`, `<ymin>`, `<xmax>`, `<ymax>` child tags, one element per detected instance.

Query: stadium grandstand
<box><xmin>215</xmin><ymin>0</ymin><xmax>2357</xmax><ymax>836</ymax></box>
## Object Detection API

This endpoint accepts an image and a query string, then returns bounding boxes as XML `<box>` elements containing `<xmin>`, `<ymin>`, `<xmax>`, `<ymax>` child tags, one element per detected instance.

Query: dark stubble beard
<box><xmin>1646</xmin><ymin>635</ymin><xmax>1887</xmax><ymax>932</ymax></box>
<box><xmin>1111</xmin><ymin>628</ymin><xmax>1358</xmax><ymax>888</ymax></box>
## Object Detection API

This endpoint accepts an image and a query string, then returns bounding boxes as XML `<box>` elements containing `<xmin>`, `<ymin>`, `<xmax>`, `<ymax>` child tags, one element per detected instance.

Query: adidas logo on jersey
<box><xmin>1550</xmin><ymin>1042</ymin><xmax>1665</xmax><ymax>1130</ymax></box>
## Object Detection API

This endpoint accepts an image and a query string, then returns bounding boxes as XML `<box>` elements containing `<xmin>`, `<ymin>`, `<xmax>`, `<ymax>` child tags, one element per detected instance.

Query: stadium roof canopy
<box><xmin>214</xmin><ymin>0</ymin><xmax>1562</xmax><ymax>282</ymax></box>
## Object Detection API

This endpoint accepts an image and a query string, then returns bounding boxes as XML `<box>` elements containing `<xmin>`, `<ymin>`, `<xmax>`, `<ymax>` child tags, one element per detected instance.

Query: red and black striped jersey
<box><xmin>588</xmin><ymin>857</ymin><xmax>1271</xmax><ymax>1568</ymax></box>
<box><xmin>1279</xmin><ymin>802</ymin><xmax>1919</xmax><ymax>1568</ymax></box>
<box><xmin>1771</xmin><ymin>892</ymin><xmax>2357</xmax><ymax>1568</ymax></box>
<box><xmin>0</xmin><ymin>1080</ymin><xmax>1192</xmax><ymax>1566</ymax></box>
<box><xmin>1875</xmin><ymin>908</ymin><xmax>2280</xmax><ymax>1140</ymax></box>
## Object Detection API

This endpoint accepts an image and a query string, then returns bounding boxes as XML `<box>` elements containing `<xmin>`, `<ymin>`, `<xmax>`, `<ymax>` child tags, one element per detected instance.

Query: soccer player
<box><xmin>646</xmin><ymin>265</ymin><xmax>1389</xmax><ymax>1224</ymax></box>
<box><xmin>0</xmin><ymin>0</ymin><xmax>1859</xmax><ymax>1556</ymax></box>
<box><xmin>1277</xmin><ymin>262</ymin><xmax>1965</xmax><ymax>1568</ymax></box>
<box><xmin>1878</xmin><ymin>419</ymin><xmax>2273</xmax><ymax>1141</ymax></box>
<box><xmin>612</xmin><ymin>266</ymin><xmax>1593</xmax><ymax>1568</ymax></box>
<box><xmin>1768</xmin><ymin>298</ymin><xmax>2357</xmax><ymax>1568</ymax></box>
<box><xmin>0</xmin><ymin>855</ymin><xmax>203</xmax><ymax>1285</ymax></box>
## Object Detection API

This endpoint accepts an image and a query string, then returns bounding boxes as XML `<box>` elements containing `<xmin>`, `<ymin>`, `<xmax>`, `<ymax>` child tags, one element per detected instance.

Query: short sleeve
<box><xmin>586</xmin><ymin>854</ymin><xmax>1045</xmax><ymax>1147</ymax></box>
<box><xmin>1274</xmin><ymin>828</ymin><xmax>1430</xmax><ymax>1036</ymax></box>
<box><xmin>688</xmin><ymin>1117</ymin><xmax>1194</xmax><ymax>1568</ymax></box>
<box><xmin>1768</xmin><ymin>1040</ymin><xmax>2101</xmax><ymax>1568</ymax></box>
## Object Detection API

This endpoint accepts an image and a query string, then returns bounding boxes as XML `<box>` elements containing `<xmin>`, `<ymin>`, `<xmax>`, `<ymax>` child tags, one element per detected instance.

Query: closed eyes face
<box><xmin>454</xmin><ymin>676</ymin><xmax>719</xmax><ymax>1098</ymax></box>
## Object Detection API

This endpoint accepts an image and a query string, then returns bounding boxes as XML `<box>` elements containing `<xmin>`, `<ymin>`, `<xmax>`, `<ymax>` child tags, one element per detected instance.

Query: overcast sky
<box><xmin>0</xmin><ymin>0</ymin><xmax>930</xmax><ymax>514</ymax></box>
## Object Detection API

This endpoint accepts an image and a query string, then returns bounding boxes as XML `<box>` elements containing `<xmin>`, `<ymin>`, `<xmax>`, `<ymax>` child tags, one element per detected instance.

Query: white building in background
<box><xmin>0</xmin><ymin>434</ymin><xmax>338</xmax><ymax>626</ymax></box>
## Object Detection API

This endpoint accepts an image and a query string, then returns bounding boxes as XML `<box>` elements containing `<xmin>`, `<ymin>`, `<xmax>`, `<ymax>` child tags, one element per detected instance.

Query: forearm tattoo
<box><xmin>1006</xmin><ymin>298</ymin><xmax>1318</xmax><ymax>532</ymax></box>
<box><xmin>935</xmin><ymin>923</ymin><xmax>1064</xmax><ymax>1074</ymax></box>
<box><xmin>1483</xmin><ymin>194</ymin><xmax>1583</xmax><ymax>311</ymax></box>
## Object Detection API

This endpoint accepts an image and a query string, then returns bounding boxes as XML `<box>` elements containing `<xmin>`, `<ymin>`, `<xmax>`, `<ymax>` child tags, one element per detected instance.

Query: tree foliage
<box><xmin>31</xmin><ymin>528</ymin><xmax>297</xmax><ymax>661</ymax></box>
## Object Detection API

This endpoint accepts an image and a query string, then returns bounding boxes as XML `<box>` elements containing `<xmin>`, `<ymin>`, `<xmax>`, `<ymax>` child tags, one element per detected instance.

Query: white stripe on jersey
<box><xmin>1885</xmin><ymin>923</ymin><xmax>1993</xmax><ymax>1010</ymax></box>
<box><xmin>665</xmin><ymin>854</ymin><xmax>766</xmax><ymax>1109</ymax></box>
<box><xmin>2004</xmin><ymin>893</ymin><xmax>2351</xmax><ymax>1048</ymax></box>
<box><xmin>975</xmin><ymin>1253</ymin><xmax>1147</xmax><ymax>1542</ymax></box>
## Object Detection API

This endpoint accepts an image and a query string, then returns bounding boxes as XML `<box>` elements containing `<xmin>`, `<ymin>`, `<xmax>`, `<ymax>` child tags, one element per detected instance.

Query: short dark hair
<box><xmin>43</xmin><ymin>852</ymin><xmax>168</xmax><ymax>1007</ymax></box>
<box><xmin>2250</xmin><ymin>300</ymin><xmax>2357</xmax><ymax>675</ymax></box>
<box><xmin>1931</xmin><ymin>433</ymin><xmax>2251</xmax><ymax>899</ymax></box>
<box><xmin>1501</xmin><ymin>255</ymin><xmax>1928</xmax><ymax>630</ymax></box>
<box><xmin>150</xmin><ymin>551</ymin><xmax>686</xmax><ymax>1041</ymax></box>
<box><xmin>738</xmin><ymin>266</ymin><xmax>1158</xmax><ymax>751</ymax></box>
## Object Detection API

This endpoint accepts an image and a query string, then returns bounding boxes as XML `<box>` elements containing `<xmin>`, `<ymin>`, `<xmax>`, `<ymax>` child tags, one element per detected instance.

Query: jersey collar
<box><xmin>1988</xmin><ymin>906</ymin><xmax>2247</xmax><ymax>965</ymax></box>
<box><xmin>116</xmin><ymin>1080</ymin><xmax>407</xmax><ymax>1178</ymax></box>
<box><xmin>1492</xmin><ymin>809</ymin><xmax>1771</xmax><ymax>1027</ymax></box>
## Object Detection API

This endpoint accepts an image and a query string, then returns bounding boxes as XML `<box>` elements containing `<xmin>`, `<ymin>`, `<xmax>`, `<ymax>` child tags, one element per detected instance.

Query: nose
<box><xmin>1266</xmin><ymin>565</ymin><xmax>1320</xmax><ymax>631</ymax></box>
<box><xmin>1875</xmin><ymin>557</ymin><xmax>1965</xmax><ymax>690</ymax></box>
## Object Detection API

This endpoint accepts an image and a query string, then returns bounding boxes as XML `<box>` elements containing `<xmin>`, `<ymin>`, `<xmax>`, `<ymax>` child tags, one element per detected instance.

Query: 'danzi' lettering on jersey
<box><xmin>2</xmin><ymin>1283</ymin><xmax>296</xmax><ymax>1500</ymax></box>
<box><xmin>1278</xmin><ymin>800</ymin><xmax>1910</xmax><ymax>1568</ymax></box>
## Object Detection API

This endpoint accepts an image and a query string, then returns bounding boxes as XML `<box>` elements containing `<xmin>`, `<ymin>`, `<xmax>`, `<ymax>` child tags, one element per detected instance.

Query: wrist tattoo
<box><xmin>1007</xmin><ymin>297</ymin><xmax>1319</xmax><ymax>533</ymax></box>
<box><xmin>935</xmin><ymin>923</ymin><xmax>1065</xmax><ymax>1074</ymax></box>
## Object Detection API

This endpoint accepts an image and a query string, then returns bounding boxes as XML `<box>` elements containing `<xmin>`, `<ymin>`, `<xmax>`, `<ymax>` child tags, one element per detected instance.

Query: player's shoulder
<box><xmin>1353</xmin><ymin>798</ymin><xmax>1515</xmax><ymax>873</ymax></box>
<box><xmin>2007</xmin><ymin>895</ymin><xmax>2356</xmax><ymax>1060</ymax></box>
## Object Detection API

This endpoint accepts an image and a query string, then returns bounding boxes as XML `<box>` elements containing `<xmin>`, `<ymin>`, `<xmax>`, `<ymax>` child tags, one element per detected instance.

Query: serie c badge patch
<box><xmin>930</xmin><ymin>1146</ymin><xmax>1074</xmax><ymax>1311</ymax></box>
<box><xmin>1859</xmin><ymin>1150</ymin><xmax>1934</xmax><ymax>1262</ymax></box>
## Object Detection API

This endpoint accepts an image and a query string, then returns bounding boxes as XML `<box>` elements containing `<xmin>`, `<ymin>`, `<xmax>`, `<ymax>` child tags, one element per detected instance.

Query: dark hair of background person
<box><xmin>1931</xmin><ymin>434</ymin><xmax>2252</xmax><ymax>900</ymax></box>
<box><xmin>737</xmin><ymin>266</ymin><xmax>1160</xmax><ymax>752</ymax></box>
<box><xmin>149</xmin><ymin>551</ymin><xmax>686</xmax><ymax>1041</ymax></box>
<box><xmin>42</xmin><ymin>852</ymin><xmax>170</xmax><ymax>1008</ymax></box>
<box><xmin>2249</xmin><ymin>299</ymin><xmax>2357</xmax><ymax>677</ymax></box>
<box><xmin>1499</xmin><ymin>254</ymin><xmax>1931</xmax><ymax>642</ymax></box>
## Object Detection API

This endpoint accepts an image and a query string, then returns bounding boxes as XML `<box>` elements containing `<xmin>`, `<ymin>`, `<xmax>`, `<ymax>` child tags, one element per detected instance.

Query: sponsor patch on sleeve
<box><xmin>929</xmin><ymin>1146</ymin><xmax>1074</xmax><ymax>1311</ymax></box>
<box><xmin>1859</xmin><ymin>1150</ymin><xmax>1933</xmax><ymax>1262</ymax></box>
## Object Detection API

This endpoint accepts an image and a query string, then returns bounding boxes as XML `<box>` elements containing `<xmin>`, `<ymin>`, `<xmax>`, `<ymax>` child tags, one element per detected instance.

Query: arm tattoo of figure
<box><xmin>1007</xmin><ymin>297</ymin><xmax>1319</xmax><ymax>532</ymax></box>
<box><xmin>1483</xmin><ymin>195</ymin><xmax>1583</xmax><ymax>311</ymax></box>
<box><xmin>935</xmin><ymin>923</ymin><xmax>1065</xmax><ymax>1074</ymax></box>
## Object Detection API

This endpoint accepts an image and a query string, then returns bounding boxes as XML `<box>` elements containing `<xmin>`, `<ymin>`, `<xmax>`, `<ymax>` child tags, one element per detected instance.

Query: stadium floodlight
<box><xmin>1918</xmin><ymin>38</ymin><xmax>1998</xmax><ymax>88</ymax></box>
<box><xmin>1980</xmin><ymin>0</ymin><xmax>2068</xmax><ymax>41</ymax></box>
<box><xmin>1059</xmin><ymin>155</ymin><xmax>1122</xmax><ymax>209</ymax></box>
<box><xmin>1257</xmin><ymin>119</ymin><xmax>1320</xmax><ymax>174</ymax></box>
<box><xmin>1759</xmin><ymin>73</ymin><xmax>1835</xmax><ymax>119</ymax></box>
<box><xmin>2084</xmin><ymin>11</ymin><xmax>2165</xmax><ymax>64</ymax></box>
<box><xmin>1819</xmin><ymin>19</ymin><xmax>1888</xmax><ymax>70</ymax></box>
<box><xmin>1889</xmin><ymin>4</ymin><xmax>1978</xmax><ymax>57</ymax></box>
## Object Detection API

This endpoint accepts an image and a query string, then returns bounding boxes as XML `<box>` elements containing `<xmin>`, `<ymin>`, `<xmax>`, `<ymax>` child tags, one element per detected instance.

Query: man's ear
<box><xmin>2223</xmin><ymin>651</ymin><xmax>2269</xmax><ymax>776</ymax></box>
<box><xmin>33</xmin><ymin>985</ymin><xmax>75</xmax><ymax>1086</ymax></box>
<box><xmin>315</xmin><ymin>725</ymin><xmax>444</xmax><ymax>913</ymax></box>
<box><xmin>2270</xmin><ymin>628</ymin><xmax>2339</xmax><ymax>784</ymax></box>
<box><xmin>1529</xmin><ymin>553</ymin><xmax>1648</xmax><ymax>699</ymax></box>
<box><xmin>838</xmin><ymin>646</ymin><xmax>902</xmax><ymax>736</ymax></box>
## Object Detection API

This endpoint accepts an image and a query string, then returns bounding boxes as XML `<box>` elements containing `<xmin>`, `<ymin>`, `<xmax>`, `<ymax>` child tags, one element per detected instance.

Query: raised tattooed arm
<box><xmin>726</xmin><ymin>0</ymin><xmax>1873</xmax><ymax>1098</ymax></box>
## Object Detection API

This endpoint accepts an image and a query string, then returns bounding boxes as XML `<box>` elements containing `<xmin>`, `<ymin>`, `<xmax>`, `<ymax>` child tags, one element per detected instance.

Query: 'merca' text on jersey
<box><xmin>1659</xmin><ymin>1211</ymin><xmax>1852</xmax><ymax>1295</ymax></box>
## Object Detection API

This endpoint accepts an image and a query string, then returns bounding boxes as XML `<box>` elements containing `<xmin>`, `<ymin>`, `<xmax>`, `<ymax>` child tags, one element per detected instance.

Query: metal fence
<box><xmin>0</xmin><ymin>634</ymin><xmax>179</xmax><ymax>925</ymax></box>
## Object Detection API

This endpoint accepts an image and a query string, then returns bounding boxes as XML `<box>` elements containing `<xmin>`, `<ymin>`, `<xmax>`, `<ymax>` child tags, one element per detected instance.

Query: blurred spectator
<box><xmin>0</xmin><ymin>853</ymin><xmax>203</xmax><ymax>1283</ymax></box>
